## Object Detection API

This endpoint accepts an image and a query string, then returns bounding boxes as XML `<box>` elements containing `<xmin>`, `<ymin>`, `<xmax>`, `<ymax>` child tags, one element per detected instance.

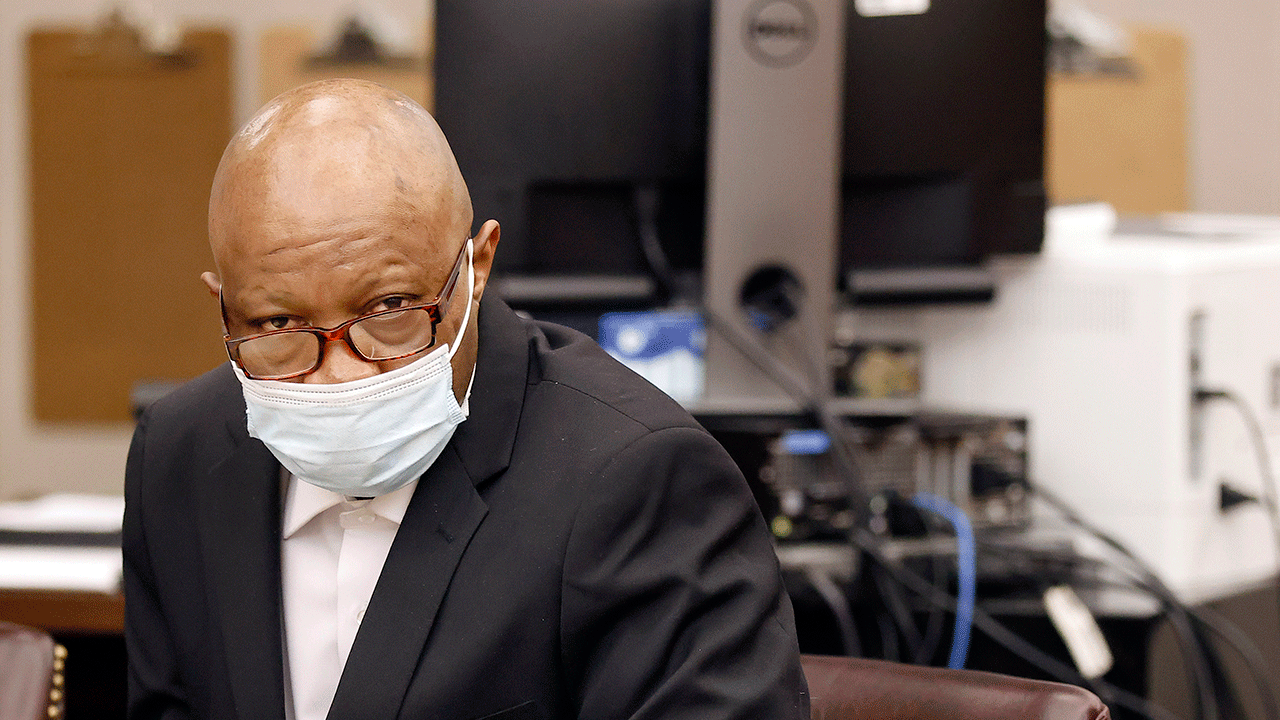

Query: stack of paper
<box><xmin>0</xmin><ymin>494</ymin><xmax>124</xmax><ymax>593</ymax></box>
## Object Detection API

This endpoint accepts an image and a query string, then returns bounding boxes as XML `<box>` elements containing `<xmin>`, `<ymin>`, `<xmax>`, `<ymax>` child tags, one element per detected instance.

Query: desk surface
<box><xmin>0</xmin><ymin>589</ymin><xmax>124</xmax><ymax>635</ymax></box>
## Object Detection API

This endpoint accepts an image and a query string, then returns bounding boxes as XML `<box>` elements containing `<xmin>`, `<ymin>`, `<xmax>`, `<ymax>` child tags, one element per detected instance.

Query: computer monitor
<box><xmin>434</xmin><ymin>0</ymin><xmax>710</xmax><ymax>308</ymax></box>
<box><xmin>838</xmin><ymin>0</ymin><xmax>1047</xmax><ymax>292</ymax></box>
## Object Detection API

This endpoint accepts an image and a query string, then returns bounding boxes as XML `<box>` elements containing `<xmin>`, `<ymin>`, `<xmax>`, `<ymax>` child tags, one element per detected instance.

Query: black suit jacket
<box><xmin>124</xmin><ymin>298</ymin><xmax>809</xmax><ymax>720</ymax></box>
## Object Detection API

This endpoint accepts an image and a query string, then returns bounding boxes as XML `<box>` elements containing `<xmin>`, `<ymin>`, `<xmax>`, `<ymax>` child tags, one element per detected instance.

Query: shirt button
<box><xmin>356</xmin><ymin>608</ymin><xmax>366</xmax><ymax>623</ymax></box>
<box><xmin>339</xmin><ymin>508</ymin><xmax>377</xmax><ymax>529</ymax></box>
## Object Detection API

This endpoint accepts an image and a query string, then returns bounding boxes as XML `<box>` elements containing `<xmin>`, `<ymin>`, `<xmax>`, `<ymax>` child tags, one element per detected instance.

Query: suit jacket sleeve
<box><xmin>560</xmin><ymin>426</ymin><xmax>809</xmax><ymax>719</ymax></box>
<box><xmin>123</xmin><ymin>412</ymin><xmax>193</xmax><ymax>720</ymax></box>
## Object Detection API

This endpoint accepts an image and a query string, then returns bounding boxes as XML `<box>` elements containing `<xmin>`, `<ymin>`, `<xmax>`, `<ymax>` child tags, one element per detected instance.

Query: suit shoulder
<box><xmin>526</xmin><ymin>319</ymin><xmax>702</xmax><ymax>436</ymax></box>
<box><xmin>140</xmin><ymin>363</ymin><xmax>242</xmax><ymax>441</ymax></box>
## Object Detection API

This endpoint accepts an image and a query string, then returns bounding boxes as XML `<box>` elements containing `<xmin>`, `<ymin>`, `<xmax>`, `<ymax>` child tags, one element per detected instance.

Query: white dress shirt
<box><xmin>279</xmin><ymin>378</ymin><xmax>471</xmax><ymax>720</ymax></box>
<box><xmin>281</xmin><ymin>476</ymin><xmax>419</xmax><ymax>720</ymax></box>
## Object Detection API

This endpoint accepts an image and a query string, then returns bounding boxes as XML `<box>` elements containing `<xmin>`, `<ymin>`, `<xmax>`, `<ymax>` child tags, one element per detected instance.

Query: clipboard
<box><xmin>1047</xmin><ymin>29</ymin><xmax>1189</xmax><ymax>214</ymax></box>
<box><xmin>28</xmin><ymin>21</ymin><xmax>232</xmax><ymax>423</ymax></box>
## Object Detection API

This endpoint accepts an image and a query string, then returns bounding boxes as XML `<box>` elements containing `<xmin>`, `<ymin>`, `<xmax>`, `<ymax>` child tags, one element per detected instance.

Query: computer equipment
<box><xmin>854</xmin><ymin>209</ymin><xmax>1280</xmax><ymax>603</ymax></box>
<box><xmin>434</xmin><ymin>0</ymin><xmax>1047</xmax><ymax>326</ymax></box>
<box><xmin>701</xmin><ymin>0</ymin><xmax>1045</xmax><ymax>405</ymax></box>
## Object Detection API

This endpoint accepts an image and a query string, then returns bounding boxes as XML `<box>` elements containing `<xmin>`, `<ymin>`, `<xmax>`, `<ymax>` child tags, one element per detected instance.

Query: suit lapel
<box><xmin>326</xmin><ymin>448</ymin><xmax>488</xmax><ymax>719</ymax></box>
<box><xmin>450</xmin><ymin>298</ymin><xmax>530</xmax><ymax>485</ymax></box>
<box><xmin>196</xmin><ymin>416</ymin><xmax>287</xmax><ymax>720</ymax></box>
<box><xmin>325</xmin><ymin>299</ymin><xmax>530</xmax><ymax>719</ymax></box>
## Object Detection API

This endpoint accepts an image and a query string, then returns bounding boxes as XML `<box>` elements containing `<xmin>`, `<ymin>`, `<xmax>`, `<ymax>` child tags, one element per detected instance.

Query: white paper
<box><xmin>0</xmin><ymin>493</ymin><xmax>124</xmax><ymax>533</ymax></box>
<box><xmin>0</xmin><ymin>546</ymin><xmax>122</xmax><ymax>593</ymax></box>
<box><xmin>1159</xmin><ymin>212</ymin><xmax>1280</xmax><ymax>238</ymax></box>
<box><xmin>855</xmin><ymin>0</ymin><xmax>930</xmax><ymax>18</ymax></box>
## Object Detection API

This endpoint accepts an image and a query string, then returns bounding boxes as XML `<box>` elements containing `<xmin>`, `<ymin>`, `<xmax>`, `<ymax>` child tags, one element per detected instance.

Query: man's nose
<box><xmin>303</xmin><ymin>338</ymin><xmax>380</xmax><ymax>384</ymax></box>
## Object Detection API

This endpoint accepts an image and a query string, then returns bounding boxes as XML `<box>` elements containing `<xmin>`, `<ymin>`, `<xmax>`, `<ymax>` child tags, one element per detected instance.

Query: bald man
<box><xmin>123</xmin><ymin>79</ymin><xmax>808</xmax><ymax>720</ymax></box>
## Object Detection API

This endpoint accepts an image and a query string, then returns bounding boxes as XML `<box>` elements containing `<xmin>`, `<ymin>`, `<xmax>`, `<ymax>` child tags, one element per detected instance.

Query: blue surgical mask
<box><xmin>232</xmin><ymin>240</ymin><xmax>474</xmax><ymax>497</ymax></box>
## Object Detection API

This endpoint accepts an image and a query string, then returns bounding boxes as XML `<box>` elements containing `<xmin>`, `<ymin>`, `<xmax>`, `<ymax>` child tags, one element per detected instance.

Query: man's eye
<box><xmin>376</xmin><ymin>297</ymin><xmax>412</xmax><ymax>312</ymax></box>
<box><xmin>261</xmin><ymin>316</ymin><xmax>295</xmax><ymax>331</ymax></box>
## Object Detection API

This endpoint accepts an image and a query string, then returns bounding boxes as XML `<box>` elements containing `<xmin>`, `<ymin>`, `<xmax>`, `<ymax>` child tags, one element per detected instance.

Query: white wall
<box><xmin>1085</xmin><ymin>0</ymin><xmax>1280</xmax><ymax>213</ymax></box>
<box><xmin>0</xmin><ymin>0</ymin><xmax>427</xmax><ymax>500</ymax></box>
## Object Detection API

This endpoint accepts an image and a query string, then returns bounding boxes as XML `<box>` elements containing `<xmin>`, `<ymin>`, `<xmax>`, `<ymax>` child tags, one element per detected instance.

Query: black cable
<box><xmin>953</xmin><ymin>529</ymin><xmax>1236</xmax><ymax>720</ymax></box>
<box><xmin>854</xmin><ymin>528</ymin><xmax>1180</xmax><ymax>720</ymax></box>
<box><xmin>804</xmin><ymin>567</ymin><xmax>862</xmax><ymax>657</ymax></box>
<box><xmin>873</xmin><ymin>561</ymin><xmax>924</xmax><ymax>659</ymax></box>
<box><xmin>1189</xmin><ymin>611</ymin><xmax>1246</xmax><ymax>720</ymax></box>
<box><xmin>1036</xmin><ymin>485</ymin><xmax>1279</xmax><ymax>720</ymax></box>
<box><xmin>1191</xmin><ymin>606</ymin><xmax>1280</xmax><ymax>720</ymax></box>
<box><xmin>700</xmin><ymin>306</ymin><xmax>868</xmax><ymax>512</ymax></box>
<box><xmin>700</xmin><ymin>306</ymin><xmax>813</xmax><ymax>405</ymax></box>
<box><xmin>1070</xmin><ymin>571</ymin><xmax>1280</xmax><ymax>720</ymax></box>
<box><xmin>1196</xmin><ymin>387</ymin><xmax>1280</xmax><ymax>623</ymax></box>
<box><xmin>779</xmin><ymin>318</ymin><xmax>875</xmax><ymax>523</ymax></box>
<box><xmin>632</xmin><ymin>185</ymin><xmax>676</xmax><ymax>298</ymax></box>
<box><xmin>1034</xmin><ymin>486</ymin><xmax>1232</xmax><ymax>720</ymax></box>
<box><xmin>877</xmin><ymin>611</ymin><xmax>902</xmax><ymax>662</ymax></box>
<box><xmin>1146</xmin><ymin>597</ymin><xmax>1219</xmax><ymax>720</ymax></box>
<box><xmin>778</xmin><ymin>316</ymin><xmax>830</xmax><ymax>405</ymax></box>
<box><xmin>915</xmin><ymin>551</ymin><xmax>947</xmax><ymax>665</ymax></box>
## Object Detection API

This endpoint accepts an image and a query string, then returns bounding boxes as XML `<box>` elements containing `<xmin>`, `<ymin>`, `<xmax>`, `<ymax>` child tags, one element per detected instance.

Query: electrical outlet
<box><xmin>1270</xmin><ymin>362</ymin><xmax>1280</xmax><ymax>411</ymax></box>
<box><xmin>1189</xmin><ymin>310</ymin><xmax>1206</xmax><ymax>480</ymax></box>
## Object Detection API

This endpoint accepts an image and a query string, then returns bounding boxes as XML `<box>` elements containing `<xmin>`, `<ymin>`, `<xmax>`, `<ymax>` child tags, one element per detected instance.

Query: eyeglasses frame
<box><xmin>220</xmin><ymin>240</ymin><xmax>469</xmax><ymax>381</ymax></box>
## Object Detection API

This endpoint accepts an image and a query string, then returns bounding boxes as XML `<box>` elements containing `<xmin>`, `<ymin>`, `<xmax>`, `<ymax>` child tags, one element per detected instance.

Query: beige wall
<box><xmin>1</xmin><ymin>0</ymin><xmax>1277</xmax><ymax>499</ymax></box>
<box><xmin>1086</xmin><ymin>0</ymin><xmax>1280</xmax><ymax>213</ymax></box>
<box><xmin>0</xmin><ymin>0</ymin><xmax>427</xmax><ymax>500</ymax></box>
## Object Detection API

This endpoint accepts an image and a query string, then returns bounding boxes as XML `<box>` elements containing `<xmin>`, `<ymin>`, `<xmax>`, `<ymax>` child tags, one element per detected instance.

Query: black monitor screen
<box><xmin>839</xmin><ymin>0</ymin><xmax>1047</xmax><ymax>271</ymax></box>
<box><xmin>434</xmin><ymin>0</ymin><xmax>710</xmax><ymax>284</ymax></box>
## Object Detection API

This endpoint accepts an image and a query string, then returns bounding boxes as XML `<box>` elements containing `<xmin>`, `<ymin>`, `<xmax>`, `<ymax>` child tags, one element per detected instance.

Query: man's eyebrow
<box><xmin>224</xmin><ymin>284</ymin><xmax>304</xmax><ymax>313</ymax></box>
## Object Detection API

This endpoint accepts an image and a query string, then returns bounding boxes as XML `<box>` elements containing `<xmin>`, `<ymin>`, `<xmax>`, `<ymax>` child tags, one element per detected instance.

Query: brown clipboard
<box><xmin>1047</xmin><ymin>29</ymin><xmax>1189</xmax><ymax>214</ymax></box>
<box><xmin>28</xmin><ymin>23</ymin><xmax>232</xmax><ymax>423</ymax></box>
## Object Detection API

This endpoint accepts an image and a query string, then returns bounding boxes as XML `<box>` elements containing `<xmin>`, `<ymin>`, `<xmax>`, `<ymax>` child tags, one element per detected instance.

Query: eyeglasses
<box><xmin>222</xmin><ymin>241</ymin><xmax>469</xmax><ymax>380</ymax></box>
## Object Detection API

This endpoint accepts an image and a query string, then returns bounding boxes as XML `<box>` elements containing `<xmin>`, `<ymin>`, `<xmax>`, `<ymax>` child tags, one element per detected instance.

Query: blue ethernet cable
<box><xmin>911</xmin><ymin>492</ymin><xmax>976</xmax><ymax>669</ymax></box>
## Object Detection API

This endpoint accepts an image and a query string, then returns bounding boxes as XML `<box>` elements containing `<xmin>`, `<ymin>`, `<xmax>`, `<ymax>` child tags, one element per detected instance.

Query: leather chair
<box><xmin>0</xmin><ymin>622</ymin><xmax>65</xmax><ymax>720</ymax></box>
<box><xmin>802</xmin><ymin>654</ymin><xmax>1111</xmax><ymax>720</ymax></box>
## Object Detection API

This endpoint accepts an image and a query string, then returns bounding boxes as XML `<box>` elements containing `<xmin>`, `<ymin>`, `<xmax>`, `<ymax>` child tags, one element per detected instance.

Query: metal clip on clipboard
<box><xmin>70</xmin><ymin>8</ymin><xmax>194</xmax><ymax>68</ymax></box>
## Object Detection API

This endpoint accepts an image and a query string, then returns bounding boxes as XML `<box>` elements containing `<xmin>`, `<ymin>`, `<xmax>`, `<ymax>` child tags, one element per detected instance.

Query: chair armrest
<box><xmin>802</xmin><ymin>654</ymin><xmax>1111</xmax><ymax>720</ymax></box>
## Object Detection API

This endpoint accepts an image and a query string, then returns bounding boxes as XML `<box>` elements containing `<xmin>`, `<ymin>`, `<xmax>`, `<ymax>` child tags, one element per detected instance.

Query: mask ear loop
<box><xmin>445</xmin><ymin>238</ymin><xmax>475</xmax><ymax>363</ymax></box>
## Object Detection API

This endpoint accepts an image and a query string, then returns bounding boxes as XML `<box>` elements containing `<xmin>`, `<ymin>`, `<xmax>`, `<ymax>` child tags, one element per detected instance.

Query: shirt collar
<box><xmin>364</xmin><ymin>479</ymin><xmax>417</xmax><ymax>525</ymax></box>
<box><xmin>276</xmin><ymin>364</ymin><xmax>471</xmax><ymax>539</ymax></box>
<box><xmin>282</xmin><ymin>473</ymin><xmax>419</xmax><ymax>539</ymax></box>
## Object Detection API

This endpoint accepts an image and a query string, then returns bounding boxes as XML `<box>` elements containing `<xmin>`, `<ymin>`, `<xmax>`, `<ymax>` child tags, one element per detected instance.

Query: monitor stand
<box><xmin>701</xmin><ymin>0</ymin><xmax>846</xmax><ymax>412</ymax></box>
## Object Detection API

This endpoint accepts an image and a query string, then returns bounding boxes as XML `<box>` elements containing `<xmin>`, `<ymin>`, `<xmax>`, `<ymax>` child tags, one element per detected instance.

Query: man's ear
<box><xmin>201</xmin><ymin>271</ymin><xmax>221</xmax><ymax>299</ymax></box>
<box><xmin>470</xmin><ymin>219</ymin><xmax>500</xmax><ymax>302</ymax></box>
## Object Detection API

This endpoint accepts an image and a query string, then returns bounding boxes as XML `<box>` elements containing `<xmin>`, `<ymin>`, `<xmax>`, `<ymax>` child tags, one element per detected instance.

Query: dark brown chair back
<box><xmin>0</xmin><ymin>622</ymin><xmax>65</xmax><ymax>720</ymax></box>
<box><xmin>802</xmin><ymin>654</ymin><xmax>1111</xmax><ymax>720</ymax></box>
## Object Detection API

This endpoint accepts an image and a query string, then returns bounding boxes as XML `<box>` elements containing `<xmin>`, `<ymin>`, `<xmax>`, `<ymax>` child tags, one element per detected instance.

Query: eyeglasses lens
<box><xmin>238</xmin><ymin>333</ymin><xmax>322</xmax><ymax>379</ymax></box>
<box><xmin>236</xmin><ymin>307</ymin><xmax>438</xmax><ymax>379</ymax></box>
<box><xmin>349</xmin><ymin>308</ymin><xmax>437</xmax><ymax>360</ymax></box>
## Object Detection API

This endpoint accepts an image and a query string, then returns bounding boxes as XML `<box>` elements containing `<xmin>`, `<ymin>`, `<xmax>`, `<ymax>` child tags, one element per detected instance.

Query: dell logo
<box><xmin>743</xmin><ymin>0</ymin><xmax>818</xmax><ymax>68</ymax></box>
<box><xmin>752</xmin><ymin>19</ymin><xmax>810</xmax><ymax>41</ymax></box>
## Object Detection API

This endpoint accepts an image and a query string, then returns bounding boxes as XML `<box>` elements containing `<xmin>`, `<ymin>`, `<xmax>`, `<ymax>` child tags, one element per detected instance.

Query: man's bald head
<box><xmin>208</xmin><ymin>79</ymin><xmax>472</xmax><ymax>275</ymax></box>
<box><xmin>204</xmin><ymin>79</ymin><xmax>500</xmax><ymax>388</ymax></box>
